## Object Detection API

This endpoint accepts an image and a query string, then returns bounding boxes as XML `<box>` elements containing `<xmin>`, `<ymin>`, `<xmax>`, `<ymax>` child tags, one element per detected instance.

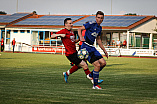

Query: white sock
<box><xmin>66</xmin><ymin>70</ymin><xmax>70</xmax><ymax>76</ymax></box>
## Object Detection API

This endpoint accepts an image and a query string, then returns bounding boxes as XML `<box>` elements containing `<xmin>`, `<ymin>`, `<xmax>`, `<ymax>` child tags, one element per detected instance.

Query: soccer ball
<box><xmin>77</xmin><ymin>49</ymin><xmax>89</xmax><ymax>59</ymax></box>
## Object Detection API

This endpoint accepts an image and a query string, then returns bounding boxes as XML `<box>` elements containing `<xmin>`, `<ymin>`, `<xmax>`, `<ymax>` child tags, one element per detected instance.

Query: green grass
<box><xmin>0</xmin><ymin>52</ymin><xmax>157</xmax><ymax>104</ymax></box>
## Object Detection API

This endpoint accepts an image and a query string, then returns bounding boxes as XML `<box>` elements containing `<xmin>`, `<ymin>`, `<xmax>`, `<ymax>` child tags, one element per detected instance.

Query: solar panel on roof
<box><xmin>13</xmin><ymin>15</ymin><xmax>146</xmax><ymax>27</ymax></box>
<box><xmin>73</xmin><ymin>16</ymin><xmax>146</xmax><ymax>27</ymax></box>
<box><xmin>0</xmin><ymin>13</ymin><xmax>29</xmax><ymax>23</ymax></box>
<box><xmin>14</xmin><ymin>15</ymin><xmax>84</xmax><ymax>26</ymax></box>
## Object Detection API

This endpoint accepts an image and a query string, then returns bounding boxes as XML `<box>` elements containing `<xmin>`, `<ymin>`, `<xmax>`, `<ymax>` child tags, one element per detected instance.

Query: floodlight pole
<box><xmin>16</xmin><ymin>0</ymin><xmax>18</xmax><ymax>13</ymax></box>
<box><xmin>111</xmin><ymin>0</ymin><xmax>112</xmax><ymax>15</ymax></box>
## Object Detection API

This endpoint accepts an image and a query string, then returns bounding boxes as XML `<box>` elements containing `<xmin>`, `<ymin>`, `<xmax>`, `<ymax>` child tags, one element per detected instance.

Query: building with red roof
<box><xmin>0</xmin><ymin>12</ymin><xmax>157</xmax><ymax>56</ymax></box>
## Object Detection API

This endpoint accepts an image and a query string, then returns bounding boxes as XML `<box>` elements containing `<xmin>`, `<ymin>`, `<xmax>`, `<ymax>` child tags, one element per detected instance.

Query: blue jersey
<box><xmin>83</xmin><ymin>21</ymin><xmax>102</xmax><ymax>45</ymax></box>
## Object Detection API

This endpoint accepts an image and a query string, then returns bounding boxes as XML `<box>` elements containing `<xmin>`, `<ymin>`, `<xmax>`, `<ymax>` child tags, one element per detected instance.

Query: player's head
<box><xmin>95</xmin><ymin>11</ymin><xmax>104</xmax><ymax>25</ymax></box>
<box><xmin>64</xmin><ymin>18</ymin><xmax>73</xmax><ymax>30</ymax></box>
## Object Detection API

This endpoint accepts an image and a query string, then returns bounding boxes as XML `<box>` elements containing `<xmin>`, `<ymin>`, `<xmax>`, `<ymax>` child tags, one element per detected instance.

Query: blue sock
<box><xmin>93</xmin><ymin>71</ymin><xmax>99</xmax><ymax>86</ymax></box>
<box><xmin>89</xmin><ymin>70</ymin><xmax>94</xmax><ymax>77</ymax></box>
<box><xmin>89</xmin><ymin>67</ymin><xmax>103</xmax><ymax>78</ymax></box>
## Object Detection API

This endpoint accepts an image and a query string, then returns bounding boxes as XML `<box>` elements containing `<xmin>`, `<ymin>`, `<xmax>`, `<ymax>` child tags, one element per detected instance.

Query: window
<box><xmin>27</xmin><ymin>30</ymin><xmax>30</xmax><ymax>33</ymax></box>
<box><xmin>6</xmin><ymin>31</ymin><xmax>10</xmax><ymax>44</ymax></box>
<box><xmin>31</xmin><ymin>31</ymin><xmax>38</xmax><ymax>45</ymax></box>
<box><xmin>20</xmin><ymin>30</ymin><xmax>25</xmax><ymax>33</ymax></box>
<box><xmin>44</xmin><ymin>31</ymin><xmax>50</xmax><ymax>45</ymax></box>
<box><xmin>13</xmin><ymin>30</ymin><xmax>18</xmax><ymax>33</ymax></box>
<box><xmin>45</xmin><ymin>31</ymin><xmax>49</xmax><ymax>39</ymax></box>
<box><xmin>39</xmin><ymin>32</ymin><xmax>44</xmax><ymax>40</ymax></box>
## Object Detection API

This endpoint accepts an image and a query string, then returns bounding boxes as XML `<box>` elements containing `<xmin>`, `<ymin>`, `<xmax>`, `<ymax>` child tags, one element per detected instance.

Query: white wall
<box><xmin>130</xmin><ymin>19</ymin><xmax>157</xmax><ymax>33</ymax></box>
<box><xmin>10</xmin><ymin>30</ymin><xmax>31</xmax><ymax>45</ymax></box>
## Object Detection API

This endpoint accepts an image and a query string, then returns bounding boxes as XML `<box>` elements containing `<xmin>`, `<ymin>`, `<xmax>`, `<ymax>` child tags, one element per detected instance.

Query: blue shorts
<box><xmin>81</xmin><ymin>42</ymin><xmax>103</xmax><ymax>63</ymax></box>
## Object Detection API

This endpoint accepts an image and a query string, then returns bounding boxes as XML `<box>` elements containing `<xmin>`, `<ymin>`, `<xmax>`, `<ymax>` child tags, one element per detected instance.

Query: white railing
<box><xmin>5</xmin><ymin>42</ymin><xmax>157</xmax><ymax>57</ymax></box>
<box><xmin>97</xmin><ymin>47</ymin><xmax>157</xmax><ymax>57</ymax></box>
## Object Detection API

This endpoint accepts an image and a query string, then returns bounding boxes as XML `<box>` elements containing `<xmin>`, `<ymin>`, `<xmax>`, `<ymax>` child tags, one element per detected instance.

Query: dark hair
<box><xmin>85</xmin><ymin>21</ymin><xmax>89</xmax><ymax>24</ymax></box>
<box><xmin>96</xmin><ymin>11</ymin><xmax>104</xmax><ymax>17</ymax></box>
<box><xmin>64</xmin><ymin>18</ymin><xmax>72</xmax><ymax>26</ymax></box>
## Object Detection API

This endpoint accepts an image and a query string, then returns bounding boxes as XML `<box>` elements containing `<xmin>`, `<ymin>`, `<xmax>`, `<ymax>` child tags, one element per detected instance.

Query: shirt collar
<box><xmin>65</xmin><ymin>28</ymin><xmax>71</xmax><ymax>31</ymax></box>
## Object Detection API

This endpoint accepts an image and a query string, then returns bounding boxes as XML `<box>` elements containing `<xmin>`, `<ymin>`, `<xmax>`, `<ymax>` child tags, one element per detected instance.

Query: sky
<box><xmin>0</xmin><ymin>0</ymin><xmax>157</xmax><ymax>16</ymax></box>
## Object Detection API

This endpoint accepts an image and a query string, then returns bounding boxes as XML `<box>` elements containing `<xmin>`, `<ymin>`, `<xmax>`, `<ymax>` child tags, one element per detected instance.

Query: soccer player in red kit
<box><xmin>1</xmin><ymin>37</ymin><xmax>4</xmax><ymax>52</ymax></box>
<box><xmin>51</xmin><ymin>18</ymin><xmax>91</xmax><ymax>83</ymax></box>
<box><xmin>12</xmin><ymin>38</ymin><xmax>16</xmax><ymax>53</ymax></box>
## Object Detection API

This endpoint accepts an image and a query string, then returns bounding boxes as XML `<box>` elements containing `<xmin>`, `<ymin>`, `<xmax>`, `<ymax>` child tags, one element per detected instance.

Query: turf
<box><xmin>0</xmin><ymin>52</ymin><xmax>157</xmax><ymax>104</ymax></box>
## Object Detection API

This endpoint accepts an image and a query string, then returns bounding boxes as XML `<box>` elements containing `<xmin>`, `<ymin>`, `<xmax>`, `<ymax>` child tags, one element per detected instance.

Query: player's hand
<box><xmin>80</xmin><ymin>36</ymin><xmax>85</xmax><ymax>42</ymax></box>
<box><xmin>105</xmin><ymin>51</ymin><xmax>108</xmax><ymax>59</ymax></box>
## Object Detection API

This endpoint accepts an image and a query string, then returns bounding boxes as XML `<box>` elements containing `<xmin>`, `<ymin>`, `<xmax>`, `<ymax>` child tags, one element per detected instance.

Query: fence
<box><xmin>97</xmin><ymin>47</ymin><xmax>157</xmax><ymax>57</ymax></box>
<box><xmin>4</xmin><ymin>42</ymin><xmax>157</xmax><ymax>57</ymax></box>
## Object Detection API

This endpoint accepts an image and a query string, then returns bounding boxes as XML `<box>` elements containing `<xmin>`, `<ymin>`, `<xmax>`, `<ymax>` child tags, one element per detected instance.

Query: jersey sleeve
<box><xmin>56</xmin><ymin>29</ymin><xmax>65</xmax><ymax>34</ymax></box>
<box><xmin>83</xmin><ymin>22</ymin><xmax>92</xmax><ymax>30</ymax></box>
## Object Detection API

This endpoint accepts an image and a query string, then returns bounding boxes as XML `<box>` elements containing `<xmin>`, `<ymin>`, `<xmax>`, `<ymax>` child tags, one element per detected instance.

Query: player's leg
<box><xmin>13</xmin><ymin>45</ymin><xmax>15</xmax><ymax>53</ymax></box>
<box><xmin>89</xmin><ymin>57</ymin><xmax>106</xmax><ymax>76</ymax></box>
<box><xmin>72</xmin><ymin>50</ymin><xmax>91</xmax><ymax>75</ymax></box>
<box><xmin>82</xmin><ymin>46</ymin><xmax>103</xmax><ymax>84</ymax></box>
<box><xmin>3</xmin><ymin>45</ymin><xmax>4</xmax><ymax>52</ymax></box>
<box><xmin>88</xmin><ymin>49</ymin><xmax>104</xmax><ymax>89</ymax></box>
<box><xmin>63</xmin><ymin>65</ymin><xmax>80</xmax><ymax>83</ymax></box>
<box><xmin>98</xmin><ymin>57</ymin><xmax>106</xmax><ymax>72</ymax></box>
<box><xmin>78</xmin><ymin>60</ymin><xmax>91</xmax><ymax>75</ymax></box>
<box><xmin>78</xmin><ymin>43</ymin><xmax>91</xmax><ymax>75</ymax></box>
<box><xmin>89</xmin><ymin>57</ymin><xmax>106</xmax><ymax>84</ymax></box>
<box><xmin>92</xmin><ymin>60</ymin><xmax>102</xmax><ymax>89</ymax></box>
<box><xmin>63</xmin><ymin>53</ymin><xmax>81</xmax><ymax>83</ymax></box>
<box><xmin>1</xmin><ymin>45</ymin><xmax>4</xmax><ymax>52</ymax></box>
<box><xmin>63</xmin><ymin>52</ymin><xmax>91</xmax><ymax>83</ymax></box>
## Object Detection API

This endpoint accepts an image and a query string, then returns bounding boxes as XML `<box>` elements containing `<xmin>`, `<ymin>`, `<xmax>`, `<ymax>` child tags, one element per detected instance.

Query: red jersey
<box><xmin>56</xmin><ymin>28</ymin><xmax>76</xmax><ymax>56</ymax></box>
<box><xmin>12</xmin><ymin>40</ymin><xmax>16</xmax><ymax>45</ymax></box>
<box><xmin>123</xmin><ymin>40</ymin><xmax>127</xmax><ymax>46</ymax></box>
<box><xmin>1</xmin><ymin>39</ymin><xmax>4</xmax><ymax>45</ymax></box>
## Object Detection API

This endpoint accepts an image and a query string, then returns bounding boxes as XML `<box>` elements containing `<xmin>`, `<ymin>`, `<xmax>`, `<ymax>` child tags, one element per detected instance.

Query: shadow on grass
<box><xmin>0</xmin><ymin>58</ymin><xmax>13</xmax><ymax>59</ymax></box>
<box><xmin>106</xmin><ymin>64</ymin><xmax>125</xmax><ymax>67</ymax></box>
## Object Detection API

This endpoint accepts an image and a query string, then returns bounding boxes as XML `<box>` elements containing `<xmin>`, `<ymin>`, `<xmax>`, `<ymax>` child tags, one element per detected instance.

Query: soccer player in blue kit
<box><xmin>78</xmin><ymin>11</ymin><xmax>108</xmax><ymax>89</ymax></box>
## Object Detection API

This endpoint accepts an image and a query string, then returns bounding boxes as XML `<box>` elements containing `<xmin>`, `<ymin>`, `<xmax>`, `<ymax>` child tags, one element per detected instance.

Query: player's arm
<box><xmin>78</xmin><ymin>26</ymin><xmax>85</xmax><ymax>42</ymax></box>
<box><xmin>51</xmin><ymin>34</ymin><xmax>65</xmax><ymax>38</ymax></box>
<box><xmin>96</xmin><ymin>36</ymin><xmax>108</xmax><ymax>59</ymax></box>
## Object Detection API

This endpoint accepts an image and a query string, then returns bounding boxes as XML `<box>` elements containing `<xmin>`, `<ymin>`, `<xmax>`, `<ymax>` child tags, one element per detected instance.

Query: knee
<box><xmin>79</xmin><ymin>60</ymin><xmax>88</xmax><ymax>69</ymax></box>
<box><xmin>101</xmin><ymin>61</ymin><xmax>106</xmax><ymax>68</ymax></box>
<box><xmin>95</xmin><ymin>62</ymin><xmax>101</xmax><ymax>69</ymax></box>
<box><xmin>83</xmin><ymin>63</ymin><xmax>88</xmax><ymax>69</ymax></box>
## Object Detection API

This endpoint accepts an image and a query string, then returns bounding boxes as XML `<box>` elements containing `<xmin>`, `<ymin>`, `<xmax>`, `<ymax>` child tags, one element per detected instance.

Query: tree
<box><xmin>125</xmin><ymin>13</ymin><xmax>137</xmax><ymax>15</ymax></box>
<box><xmin>0</xmin><ymin>11</ymin><xmax>7</xmax><ymax>14</ymax></box>
<box><xmin>32</xmin><ymin>11</ymin><xmax>37</xmax><ymax>15</ymax></box>
<box><xmin>153</xmin><ymin>28</ymin><xmax>157</xmax><ymax>32</ymax></box>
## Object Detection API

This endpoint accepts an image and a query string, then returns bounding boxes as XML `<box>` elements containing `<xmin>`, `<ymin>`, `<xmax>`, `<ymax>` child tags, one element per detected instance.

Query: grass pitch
<box><xmin>0</xmin><ymin>52</ymin><xmax>157</xmax><ymax>104</ymax></box>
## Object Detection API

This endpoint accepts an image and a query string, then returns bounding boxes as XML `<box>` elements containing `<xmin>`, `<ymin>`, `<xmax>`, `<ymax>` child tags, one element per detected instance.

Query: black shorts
<box><xmin>90</xmin><ymin>54</ymin><xmax>103</xmax><ymax>64</ymax></box>
<box><xmin>66</xmin><ymin>52</ymin><xmax>82</xmax><ymax>65</ymax></box>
